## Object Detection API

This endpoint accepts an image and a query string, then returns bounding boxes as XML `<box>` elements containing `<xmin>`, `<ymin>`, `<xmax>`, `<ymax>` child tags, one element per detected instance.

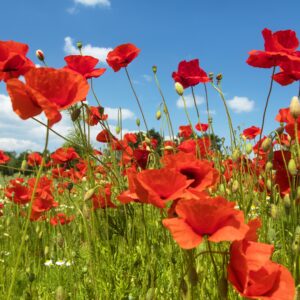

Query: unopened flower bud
<box><xmin>232</xmin><ymin>149</ymin><xmax>241</xmax><ymax>162</ymax></box>
<box><xmin>136</xmin><ymin>118</ymin><xmax>141</xmax><ymax>127</ymax></box>
<box><xmin>84</xmin><ymin>188</ymin><xmax>95</xmax><ymax>201</ymax></box>
<box><xmin>21</xmin><ymin>160</ymin><xmax>27</xmax><ymax>171</ymax></box>
<box><xmin>266</xmin><ymin>179</ymin><xmax>272</xmax><ymax>191</ymax></box>
<box><xmin>115</xmin><ymin>126</ymin><xmax>121</xmax><ymax>134</ymax></box>
<box><xmin>152</xmin><ymin>65</ymin><xmax>157</xmax><ymax>74</ymax></box>
<box><xmin>71</xmin><ymin>108</ymin><xmax>81</xmax><ymax>122</ymax></box>
<box><xmin>216</xmin><ymin>73</ymin><xmax>223</xmax><ymax>81</ymax></box>
<box><xmin>35</xmin><ymin>49</ymin><xmax>45</xmax><ymax>61</ymax></box>
<box><xmin>175</xmin><ymin>82</ymin><xmax>184</xmax><ymax>96</ymax></box>
<box><xmin>208</xmin><ymin>72</ymin><xmax>214</xmax><ymax>80</ymax></box>
<box><xmin>270</xmin><ymin>204</ymin><xmax>279</xmax><ymax>219</ymax></box>
<box><xmin>297</xmin><ymin>186</ymin><xmax>300</xmax><ymax>201</ymax></box>
<box><xmin>245</xmin><ymin>143</ymin><xmax>252</xmax><ymax>155</ymax></box>
<box><xmin>261</xmin><ymin>137</ymin><xmax>272</xmax><ymax>152</ymax></box>
<box><xmin>156</xmin><ymin>110</ymin><xmax>162</xmax><ymax>120</ymax></box>
<box><xmin>290</xmin><ymin>96</ymin><xmax>300</xmax><ymax>119</ymax></box>
<box><xmin>275</xmin><ymin>126</ymin><xmax>285</xmax><ymax>135</ymax></box>
<box><xmin>76</xmin><ymin>41</ymin><xmax>83</xmax><ymax>50</ymax></box>
<box><xmin>265</xmin><ymin>161</ymin><xmax>273</xmax><ymax>172</ymax></box>
<box><xmin>283</xmin><ymin>194</ymin><xmax>291</xmax><ymax>209</ymax></box>
<box><xmin>218</xmin><ymin>276</ymin><xmax>228</xmax><ymax>299</ymax></box>
<box><xmin>232</xmin><ymin>180</ymin><xmax>239</xmax><ymax>193</ymax></box>
<box><xmin>288</xmin><ymin>159</ymin><xmax>297</xmax><ymax>176</ymax></box>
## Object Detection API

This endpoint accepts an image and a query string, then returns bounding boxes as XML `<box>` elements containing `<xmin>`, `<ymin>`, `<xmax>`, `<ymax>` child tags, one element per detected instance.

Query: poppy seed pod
<box><xmin>115</xmin><ymin>126</ymin><xmax>121</xmax><ymax>134</ymax></box>
<box><xmin>265</xmin><ymin>161</ymin><xmax>273</xmax><ymax>172</ymax></box>
<box><xmin>232</xmin><ymin>148</ymin><xmax>241</xmax><ymax>162</ymax></box>
<box><xmin>289</xmin><ymin>96</ymin><xmax>300</xmax><ymax>119</ymax></box>
<box><xmin>152</xmin><ymin>65</ymin><xmax>157</xmax><ymax>74</ymax></box>
<box><xmin>245</xmin><ymin>143</ymin><xmax>252</xmax><ymax>155</ymax></box>
<box><xmin>136</xmin><ymin>118</ymin><xmax>141</xmax><ymax>127</ymax></box>
<box><xmin>232</xmin><ymin>180</ymin><xmax>239</xmax><ymax>193</ymax></box>
<box><xmin>175</xmin><ymin>82</ymin><xmax>184</xmax><ymax>96</ymax></box>
<box><xmin>20</xmin><ymin>160</ymin><xmax>27</xmax><ymax>171</ymax></box>
<box><xmin>35</xmin><ymin>49</ymin><xmax>44</xmax><ymax>61</ymax></box>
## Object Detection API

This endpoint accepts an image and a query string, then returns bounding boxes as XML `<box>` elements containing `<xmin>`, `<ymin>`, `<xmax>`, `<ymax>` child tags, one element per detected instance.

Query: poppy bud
<box><xmin>35</xmin><ymin>49</ymin><xmax>45</xmax><ymax>61</ymax></box>
<box><xmin>266</xmin><ymin>179</ymin><xmax>272</xmax><ymax>191</ymax></box>
<box><xmin>275</xmin><ymin>126</ymin><xmax>285</xmax><ymax>135</ymax></box>
<box><xmin>55</xmin><ymin>286</ymin><xmax>66</xmax><ymax>300</ymax></box>
<box><xmin>84</xmin><ymin>188</ymin><xmax>95</xmax><ymax>201</ymax></box>
<box><xmin>163</xmin><ymin>145</ymin><xmax>173</xmax><ymax>151</ymax></box>
<box><xmin>232</xmin><ymin>149</ymin><xmax>241</xmax><ymax>162</ymax></box>
<box><xmin>136</xmin><ymin>118</ymin><xmax>141</xmax><ymax>127</ymax></box>
<box><xmin>44</xmin><ymin>246</ymin><xmax>49</xmax><ymax>256</ymax></box>
<box><xmin>152</xmin><ymin>65</ymin><xmax>157</xmax><ymax>74</ymax></box>
<box><xmin>156</xmin><ymin>110</ymin><xmax>162</xmax><ymax>120</ymax></box>
<box><xmin>289</xmin><ymin>96</ymin><xmax>300</xmax><ymax>119</ymax></box>
<box><xmin>261</xmin><ymin>137</ymin><xmax>272</xmax><ymax>152</ymax></box>
<box><xmin>175</xmin><ymin>82</ymin><xmax>184</xmax><ymax>96</ymax></box>
<box><xmin>245</xmin><ymin>143</ymin><xmax>252</xmax><ymax>155</ymax></box>
<box><xmin>115</xmin><ymin>126</ymin><xmax>121</xmax><ymax>134</ymax></box>
<box><xmin>232</xmin><ymin>180</ymin><xmax>239</xmax><ymax>193</ymax></box>
<box><xmin>283</xmin><ymin>194</ymin><xmax>291</xmax><ymax>212</ymax></box>
<box><xmin>292</xmin><ymin>226</ymin><xmax>300</xmax><ymax>253</ymax></box>
<box><xmin>208</xmin><ymin>72</ymin><xmax>214</xmax><ymax>80</ymax></box>
<box><xmin>288</xmin><ymin>159</ymin><xmax>297</xmax><ymax>176</ymax></box>
<box><xmin>265</xmin><ymin>161</ymin><xmax>273</xmax><ymax>172</ymax></box>
<box><xmin>208</xmin><ymin>116</ymin><xmax>213</xmax><ymax>124</ymax></box>
<box><xmin>163</xmin><ymin>105</ymin><xmax>168</xmax><ymax>114</ymax></box>
<box><xmin>76</xmin><ymin>41</ymin><xmax>83</xmax><ymax>50</ymax></box>
<box><xmin>71</xmin><ymin>108</ymin><xmax>81</xmax><ymax>122</ymax></box>
<box><xmin>216</xmin><ymin>73</ymin><xmax>223</xmax><ymax>81</ymax></box>
<box><xmin>270</xmin><ymin>204</ymin><xmax>279</xmax><ymax>219</ymax></box>
<box><xmin>21</xmin><ymin>160</ymin><xmax>27</xmax><ymax>171</ymax></box>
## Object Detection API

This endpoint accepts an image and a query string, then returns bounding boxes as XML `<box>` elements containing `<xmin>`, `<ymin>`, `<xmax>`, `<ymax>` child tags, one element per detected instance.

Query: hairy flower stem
<box><xmin>153</xmin><ymin>72</ymin><xmax>175</xmax><ymax>141</ymax></box>
<box><xmin>7</xmin><ymin>122</ymin><xmax>50</xmax><ymax>300</ymax></box>
<box><xmin>256</xmin><ymin>66</ymin><xmax>276</xmax><ymax>155</ymax></box>
<box><xmin>125</xmin><ymin>67</ymin><xmax>149</xmax><ymax>132</ymax></box>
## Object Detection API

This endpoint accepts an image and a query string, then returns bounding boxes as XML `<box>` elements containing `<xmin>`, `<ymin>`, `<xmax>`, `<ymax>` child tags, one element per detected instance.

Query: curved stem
<box><xmin>125</xmin><ymin>67</ymin><xmax>149</xmax><ymax>132</ymax></box>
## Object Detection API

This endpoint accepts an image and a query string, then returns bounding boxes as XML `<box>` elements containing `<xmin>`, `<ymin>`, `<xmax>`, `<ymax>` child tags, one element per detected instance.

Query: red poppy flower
<box><xmin>195</xmin><ymin>123</ymin><xmax>209</xmax><ymax>132</ymax></box>
<box><xmin>6</xmin><ymin>67</ymin><xmax>89</xmax><ymax>126</ymax></box>
<box><xmin>0</xmin><ymin>151</ymin><xmax>10</xmax><ymax>164</ymax></box>
<box><xmin>275</xmin><ymin>107</ymin><xmax>294</xmax><ymax>123</ymax></box>
<box><xmin>5</xmin><ymin>178</ymin><xmax>30</xmax><ymax>205</ymax></box>
<box><xmin>163</xmin><ymin>196</ymin><xmax>248</xmax><ymax>249</ymax></box>
<box><xmin>228</xmin><ymin>240</ymin><xmax>295</xmax><ymax>299</ymax></box>
<box><xmin>247</xmin><ymin>28</ymin><xmax>300</xmax><ymax>70</ymax></box>
<box><xmin>64</xmin><ymin>55</ymin><xmax>106</xmax><ymax>79</ymax></box>
<box><xmin>178</xmin><ymin>137</ymin><xmax>211</xmax><ymax>157</ymax></box>
<box><xmin>86</xmin><ymin>106</ymin><xmax>108</xmax><ymax>125</ymax></box>
<box><xmin>242</xmin><ymin>126</ymin><xmax>261</xmax><ymax>140</ymax></box>
<box><xmin>51</xmin><ymin>147</ymin><xmax>80</xmax><ymax>165</ymax></box>
<box><xmin>179</xmin><ymin>125</ymin><xmax>193</xmax><ymax>138</ymax></box>
<box><xmin>162</xmin><ymin>152</ymin><xmax>219</xmax><ymax>192</ymax></box>
<box><xmin>96</xmin><ymin>129</ymin><xmax>117</xmax><ymax>143</ymax></box>
<box><xmin>91</xmin><ymin>184</ymin><xmax>116</xmax><ymax>210</ymax></box>
<box><xmin>106</xmin><ymin>43</ymin><xmax>140</xmax><ymax>72</ymax></box>
<box><xmin>124</xmin><ymin>133</ymin><xmax>138</xmax><ymax>144</ymax></box>
<box><xmin>0</xmin><ymin>40</ymin><xmax>34</xmax><ymax>81</ymax></box>
<box><xmin>50</xmin><ymin>213</ymin><xmax>75</xmax><ymax>226</ymax></box>
<box><xmin>134</xmin><ymin>168</ymin><xmax>193</xmax><ymax>208</ymax></box>
<box><xmin>172</xmin><ymin>59</ymin><xmax>210</xmax><ymax>88</ymax></box>
<box><xmin>133</xmin><ymin>149</ymin><xmax>150</xmax><ymax>169</ymax></box>
<box><xmin>27</xmin><ymin>152</ymin><xmax>43</xmax><ymax>167</ymax></box>
<box><xmin>285</xmin><ymin>119</ymin><xmax>300</xmax><ymax>142</ymax></box>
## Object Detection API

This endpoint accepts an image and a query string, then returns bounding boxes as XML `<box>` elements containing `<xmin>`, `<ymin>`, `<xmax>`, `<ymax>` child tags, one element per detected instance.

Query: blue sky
<box><xmin>0</xmin><ymin>0</ymin><xmax>300</xmax><ymax>151</ymax></box>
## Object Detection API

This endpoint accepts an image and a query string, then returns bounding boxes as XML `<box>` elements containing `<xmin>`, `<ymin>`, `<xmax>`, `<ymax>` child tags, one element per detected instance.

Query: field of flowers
<box><xmin>0</xmin><ymin>28</ymin><xmax>299</xmax><ymax>299</ymax></box>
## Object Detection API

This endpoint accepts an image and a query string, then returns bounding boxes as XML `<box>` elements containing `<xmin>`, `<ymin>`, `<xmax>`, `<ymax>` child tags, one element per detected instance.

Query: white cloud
<box><xmin>64</xmin><ymin>37</ymin><xmax>112</xmax><ymax>63</ymax></box>
<box><xmin>201</xmin><ymin>110</ymin><xmax>216</xmax><ymax>115</ymax></box>
<box><xmin>0</xmin><ymin>94</ymin><xmax>133</xmax><ymax>152</ymax></box>
<box><xmin>104</xmin><ymin>107</ymin><xmax>135</xmax><ymax>121</ymax></box>
<box><xmin>227</xmin><ymin>96</ymin><xmax>255</xmax><ymax>114</ymax></box>
<box><xmin>176</xmin><ymin>94</ymin><xmax>204</xmax><ymax>108</ymax></box>
<box><xmin>74</xmin><ymin>0</ymin><xmax>111</xmax><ymax>7</ymax></box>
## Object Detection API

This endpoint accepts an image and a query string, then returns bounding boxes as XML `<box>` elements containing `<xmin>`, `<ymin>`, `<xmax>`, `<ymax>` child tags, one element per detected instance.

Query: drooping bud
<box><xmin>71</xmin><ymin>108</ymin><xmax>81</xmax><ymax>122</ymax></box>
<box><xmin>175</xmin><ymin>82</ymin><xmax>184</xmax><ymax>96</ymax></box>
<box><xmin>288</xmin><ymin>159</ymin><xmax>297</xmax><ymax>176</ymax></box>
<box><xmin>261</xmin><ymin>137</ymin><xmax>272</xmax><ymax>152</ymax></box>
<box><xmin>35</xmin><ymin>49</ymin><xmax>45</xmax><ymax>61</ymax></box>
<box><xmin>136</xmin><ymin>118</ymin><xmax>141</xmax><ymax>127</ymax></box>
<box><xmin>275</xmin><ymin>126</ymin><xmax>284</xmax><ymax>135</ymax></box>
<box><xmin>84</xmin><ymin>188</ymin><xmax>95</xmax><ymax>201</ymax></box>
<box><xmin>216</xmin><ymin>73</ymin><xmax>223</xmax><ymax>82</ymax></box>
<box><xmin>283</xmin><ymin>194</ymin><xmax>291</xmax><ymax>213</ymax></box>
<box><xmin>289</xmin><ymin>96</ymin><xmax>300</xmax><ymax>119</ymax></box>
<box><xmin>156</xmin><ymin>110</ymin><xmax>162</xmax><ymax>120</ymax></box>
<box><xmin>245</xmin><ymin>143</ymin><xmax>252</xmax><ymax>155</ymax></box>
<box><xmin>152</xmin><ymin>65</ymin><xmax>157</xmax><ymax>74</ymax></box>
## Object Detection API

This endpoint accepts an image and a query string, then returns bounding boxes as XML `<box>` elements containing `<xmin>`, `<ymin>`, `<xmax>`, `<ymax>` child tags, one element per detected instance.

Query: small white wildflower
<box><xmin>44</xmin><ymin>259</ymin><xmax>53</xmax><ymax>267</ymax></box>
<box><xmin>55</xmin><ymin>260</ymin><xmax>65</xmax><ymax>266</ymax></box>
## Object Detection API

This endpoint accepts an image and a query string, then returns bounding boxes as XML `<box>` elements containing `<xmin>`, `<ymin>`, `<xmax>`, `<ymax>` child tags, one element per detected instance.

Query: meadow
<box><xmin>0</xmin><ymin>28</ymin><xmax>299</xmax><ymax>299</ymax></box>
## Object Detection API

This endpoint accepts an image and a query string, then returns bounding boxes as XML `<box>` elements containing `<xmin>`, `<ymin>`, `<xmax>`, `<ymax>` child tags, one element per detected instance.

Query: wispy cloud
<box><xmin>64</xmin><ymin>36</ymin><xmax>112</xmax><ymax>63</ymax></box>
<box><xmin>105</xmin><ymin>107</ymin><xmax>135</xmax><ymax>121</ymax></box>
<box><xmin>74</xmin><ymin>0</ymin><xmax>110</xmax><ymax>7</ymax></box>
<box><xmin>227</xmin><ymin>96</ymin><xmax>255</xmax><ymax>113</ymax></box>
<box><xmin>176</xmin><ymin>94</ymin><xmax>204</xmax><ymax>109</ymax></box>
